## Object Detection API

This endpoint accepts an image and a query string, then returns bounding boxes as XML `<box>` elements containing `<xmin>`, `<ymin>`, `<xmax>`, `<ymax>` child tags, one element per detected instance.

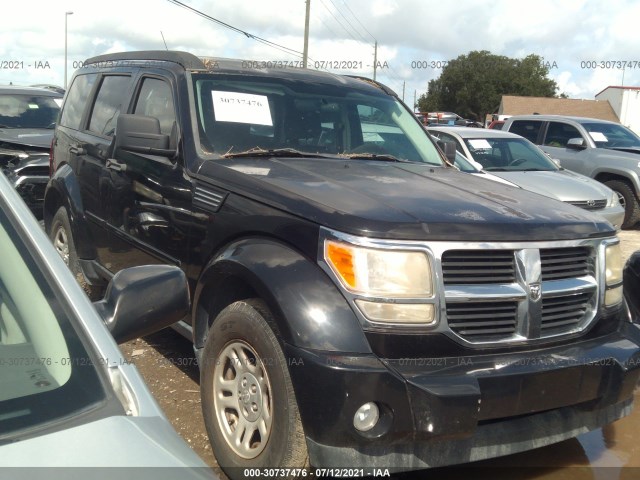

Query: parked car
<box><xmin>487</xmin><ymin>120</ymin><xmax>505</xmax><ymax>130</ymax></box>
<box><xmin>427</xmin><ymin>126</ymin><xmax>625</xmax><ymax>229</ymax></box>
<box><xmin>0</xmin><ymin>86</ymin><xmax>62</xmax><ymax>219</ymax></box>
<box><xmin>0</xmin><ymin>172</ymin><xmax>214</xmax><ymax>476</ymax></box>
<box><xmin>46</xmin><ymin>50</ymin><xmax>640</xmax><ymax>478</ymax></box>
<box><xmin>503</xmin><ymin>114</ymin><xmax>640</xmax><ymax>228</ymax></box>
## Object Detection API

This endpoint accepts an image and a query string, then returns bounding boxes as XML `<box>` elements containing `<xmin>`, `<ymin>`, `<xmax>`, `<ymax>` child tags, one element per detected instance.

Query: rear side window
<box><xmin>59</xmin><ymin>74</ymin><xmax>97</xmax><ymax>129</ymax></box>
<box><xmin>509</xmin><ymin>120</ymin><xmax>543</xmax><ymax>143</ymax></box>
<box><xmin>88</xmin><ymin>76</ymin><xmax>131</xmax><ymax>137</ymax></box>
<box><xmin>544</xmin><ymin>122</ymin><xmax>582</xmax><ymax>148</ymax></box>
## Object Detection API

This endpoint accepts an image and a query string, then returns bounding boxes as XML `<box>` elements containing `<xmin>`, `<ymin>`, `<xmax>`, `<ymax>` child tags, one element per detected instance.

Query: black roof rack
<box><xmin>84</xmin><ymin>50</ymin><xmax>206</xmax><ymax>70</ymax></box>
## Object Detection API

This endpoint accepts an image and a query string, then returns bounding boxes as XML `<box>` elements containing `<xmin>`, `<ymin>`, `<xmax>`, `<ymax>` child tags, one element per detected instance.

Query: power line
<box><xmin>327</xmin><ymin>0</ymin><xmax>370</xmax><ymax>44</ymax></box>
<box><xmin>318</xmin><ymin>0</ymin><xmax>360</xmax><ymax>42</ymax></box>
<box><xmin>341</xmin><ymin>1</ymin><xmax>376</xmax><ymax>43</ymax></box>
<box><xmin>166</xmin><ymin>0</ymin><xmax>304</xmax><ymax>59</ymax></box>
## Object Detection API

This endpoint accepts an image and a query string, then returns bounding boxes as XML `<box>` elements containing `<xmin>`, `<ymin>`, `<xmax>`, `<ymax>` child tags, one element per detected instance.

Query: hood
<box><xmin>607</xmin><ymin>146</ymin><xmax>640</xmax><ymax>155</ymax></box>
<box><xmin>489</xmin><ymin>169</ymin><xmax>611</xmax><ymax>203</ymax></box>
<box><xmin>0</xmin><ymin>128</ymin><xmax>53</xmax><ymax>149</ymax></box>
<box><xmin>197</xmin><ymin>157</ymin><xmax>614</xmax><ymax>241</ymax></box>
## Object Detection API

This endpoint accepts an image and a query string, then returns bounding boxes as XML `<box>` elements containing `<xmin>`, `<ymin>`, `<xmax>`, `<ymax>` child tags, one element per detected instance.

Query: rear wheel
<box><xmin>201</xmin><ymin>299</ymin><xmax>308</xmax><ymax>480</ymax></box>
<box><xmin>49</xmin><ymin>206</ymin><xmax>103</xmax><ymax>300</ymax></box>
<box><xmin>605</xmin><ymin>180</ymin><xmax>640</xmax><ymax>229</ymax></box>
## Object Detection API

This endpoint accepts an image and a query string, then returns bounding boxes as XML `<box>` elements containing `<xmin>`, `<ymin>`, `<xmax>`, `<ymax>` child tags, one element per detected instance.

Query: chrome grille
<box><xmin>541</xmin><ymin>293</ymin><xmax>592</xmax><ymax>333</ymax></box>
<box><xmin>447</xmin><ymin>302</ymin><xmax>518</xmax><ymax>340</ymax></box>
<box><xmin>441</xmin><ymin>250</ymin><xmax>515</xmax><ymax>284</ymax></box>
<box><xmin>566</xmin><ymin>199</ymin><xmax>607</xmax><ymax>211</ymax></box>
<box><xmin>540</xmin><ymin>247</ymin><xmax>592</xmax><ymax>281</ymax></box>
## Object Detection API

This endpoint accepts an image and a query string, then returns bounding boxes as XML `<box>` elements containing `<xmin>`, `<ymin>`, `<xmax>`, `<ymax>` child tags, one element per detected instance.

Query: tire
<box><xmin>605</xmin><ymin>180</ymin><xmax>640</xmax><ymax>229</ymax></box>
<box><xmin>49</xmin><ymin>206</ymin><xmax>103</xmax><ymax>300</ymax></box>
<box><xmin>201</xmin><ymin>299</ymin><xmax>308</xmax><ymax>479</ymax></box>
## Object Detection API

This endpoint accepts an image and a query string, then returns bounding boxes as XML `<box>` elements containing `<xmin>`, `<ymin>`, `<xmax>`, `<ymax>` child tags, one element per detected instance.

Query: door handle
<box><xmin>69</xmin><ymin>146</ymin><xmax>86</xmax><ymax>155</ymax></box>
<box><xmin>106</xmin><ymin>158</ymin><xmax>127</xmax><ymax>172</ymax></box>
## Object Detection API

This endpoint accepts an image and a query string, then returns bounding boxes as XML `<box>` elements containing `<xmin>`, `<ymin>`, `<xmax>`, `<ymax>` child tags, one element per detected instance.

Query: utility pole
<box><xmin>303</xmin><ymin>0</ymin><xmax>310</xmax><ymax>68</ymax></box>
<box><xmin>414</xmin><ymin>90</ymin><xmax>417</xmax><ymax>111</ymax></box>
<box><xmin>373</xmin><ymin>41</ymin><xmax>378</xmax><ymax>80</ymax></box>
<box><xmin>402</xmin><ymin>81</ymin><xmax>405</xmax><ymax>102</ymax></box>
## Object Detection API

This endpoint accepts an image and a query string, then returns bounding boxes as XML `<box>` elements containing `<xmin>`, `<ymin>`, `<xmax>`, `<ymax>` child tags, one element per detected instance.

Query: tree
<box><xmin>416</xmin><ymin>50</ymin><xmax>563</xmax><ymax>121</ymax></box>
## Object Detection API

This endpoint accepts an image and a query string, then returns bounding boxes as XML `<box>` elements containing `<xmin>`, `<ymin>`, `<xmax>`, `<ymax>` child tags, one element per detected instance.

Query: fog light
<box><xmin>353</xmin><ymin>402</ymin><xmax>379</xmax><ymax>432</ymax></box>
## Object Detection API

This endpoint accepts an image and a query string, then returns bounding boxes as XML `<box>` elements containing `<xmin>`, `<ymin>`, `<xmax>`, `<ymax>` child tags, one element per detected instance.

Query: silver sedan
<box><xmin>428</xmin><ymin>126</ymin><xmax>625</xmax><ymax>229</ymax></box>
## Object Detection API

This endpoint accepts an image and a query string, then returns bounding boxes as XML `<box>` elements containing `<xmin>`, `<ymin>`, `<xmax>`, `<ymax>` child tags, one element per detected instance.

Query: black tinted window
<box><xmin>59</xmin><ymin>74</ymin><xmax>97</xmax><ymax>129</ymax></box>
<box><xmin>509</xmin><ymin>120</ymin><xmax>543</xmax><ymax>143</ymax></box>
<box><xmin>544</xmin><ymin>122</ymin><xmax>582</xmax><ymax>148</ymax></box>
<box><xmin>88</xmin><ymin>76</ymin><xmax>131</xmax><ymax>137</ymax></box>
<box><xmin>134</xmin><ymin>78</ymin><xmax>176</xmax><ymax>135</ymax></box>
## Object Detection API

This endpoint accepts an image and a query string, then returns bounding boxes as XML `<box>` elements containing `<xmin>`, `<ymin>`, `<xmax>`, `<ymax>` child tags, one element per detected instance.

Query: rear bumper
<box><xmin>286</xmin><ymin>323</ymin><xmax>640</xmax><ymax>469</ymax></box>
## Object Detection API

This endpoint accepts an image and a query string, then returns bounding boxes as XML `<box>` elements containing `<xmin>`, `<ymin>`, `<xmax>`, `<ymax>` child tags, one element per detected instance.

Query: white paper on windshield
<box><xmin>468</xmin><ymin>139</ymin><xmax>492</xmax><ymax>150</ymax></box>
<box><xmin>28</xmin><ymin>104</ymin><xmax>39</xmax><ymax>109</ymax></box>
<box><xmin>212</xmin><ymin>91</ymin><xmax>272</xmax><ymax>126</ymax></box>
<box><xmin>589</xmin><ymin>131</ymin><xmax>608</xmax><ymax>142</ymax></box>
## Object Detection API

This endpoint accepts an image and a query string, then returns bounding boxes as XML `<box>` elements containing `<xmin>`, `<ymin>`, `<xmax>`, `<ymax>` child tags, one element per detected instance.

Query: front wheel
<box><xmin>49</xmin><ymin>206</ymin><xmax>103</xmax><ymax>300</ymax></box>
<box><xmin>200</xmin><ymin>299</ymin><xmax>308</xmax><ymax>479</ymax></box>
<box><xmin>605</xmin><ymin>180</ymin><xmax>640</xmax><ymax>229</ymax></box>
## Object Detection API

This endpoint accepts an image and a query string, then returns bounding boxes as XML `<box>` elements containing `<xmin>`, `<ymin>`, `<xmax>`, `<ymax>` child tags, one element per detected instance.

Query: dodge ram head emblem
<box><xmin>529</xmin><ymin>283</ymin><xmax>542</xmax><ymax>301</ymax></box>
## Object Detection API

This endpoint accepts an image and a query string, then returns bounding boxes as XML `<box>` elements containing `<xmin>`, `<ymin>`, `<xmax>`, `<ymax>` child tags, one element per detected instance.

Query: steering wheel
<box><xmin>508</xmin><ymin>158</ymin><xmax>527</xmax><ymax>167</ymax></box>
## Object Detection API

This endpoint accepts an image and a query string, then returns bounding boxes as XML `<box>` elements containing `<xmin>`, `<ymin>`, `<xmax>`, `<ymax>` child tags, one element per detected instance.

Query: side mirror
<box><xmin>567</xmin><ymin>137</ymin><xmax>587</xmax><ymax>150</ymax></box>
<box><xmin>624</xmin><ymin>251</ymin><xmax>640</xmax><ymax>323</ymax></box>
<box><xmin>115</xmin><ymin>114</ymin><xmax>176</xmax><ymax>158</ymax></box>
<box><xmin>437</xmin><ymin>140</ymin><xmax>457</xmax><ymax>164</ymax></box>
<box><xmin>93</xmin><ymin>265</ymin><xmax>190</xmax><ymax>343</ymax></box>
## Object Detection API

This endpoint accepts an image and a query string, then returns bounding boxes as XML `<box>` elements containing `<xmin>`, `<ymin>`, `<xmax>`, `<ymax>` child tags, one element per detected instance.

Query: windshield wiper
<box><xmin>343</xmin><ymin>153</ymin><xmax>410</xmax><ymax>163</ymax></box>
<box><xmin>223</xmin><ymin>148</ymin><xmax>334</xmax><ymax>159</ymax></box>
<box><xmin>485</xmin><ymin>167</ymin><xmax>508</xmax><ymax>171</ymax></box>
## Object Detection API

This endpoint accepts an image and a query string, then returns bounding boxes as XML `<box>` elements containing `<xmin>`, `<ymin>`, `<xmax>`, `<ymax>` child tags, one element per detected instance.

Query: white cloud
<box><xmin>1</xmin><ymin>0</ymin><xmax>638</xmax><ymax>103</ymax></box>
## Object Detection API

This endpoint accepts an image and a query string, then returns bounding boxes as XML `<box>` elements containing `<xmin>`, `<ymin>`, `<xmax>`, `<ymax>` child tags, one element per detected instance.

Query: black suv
<box><xmin>45</xmin><ymin>51</ymin><xmax>640</xmax><ymax>477</ymax></box>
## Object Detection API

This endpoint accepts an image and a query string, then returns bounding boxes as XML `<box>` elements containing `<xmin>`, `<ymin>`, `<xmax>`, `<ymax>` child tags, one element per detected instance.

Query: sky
<box><xmin>2</xmin><ymin>0</ymin><xmax>638</xmax><ymax>110</ymax></box>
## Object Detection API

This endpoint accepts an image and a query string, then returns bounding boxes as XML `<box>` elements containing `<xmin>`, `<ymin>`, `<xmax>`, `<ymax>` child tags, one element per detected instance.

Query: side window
<box><xmin>543</xmin><ymin>122</ymin><xmax>582</xmax><ymax>148</ymax></box>
<box><xmin>88</xmin><ymin>76</ymin><xmax>131</xmax><ymax>137</ymax></box>
<box><xmin>134</xmin><ymin>78</ymin><xmax>176</xmax><ymax>135</ymax></box>
<box><xmin>509</xmin><ymin>120</ymin><xmax>543</xmax><ymax>143</ymax></box>
<box><xmin>59</xmin><ymin>74</ymin><xmax>97</xmax><ymax>130</ymax></box>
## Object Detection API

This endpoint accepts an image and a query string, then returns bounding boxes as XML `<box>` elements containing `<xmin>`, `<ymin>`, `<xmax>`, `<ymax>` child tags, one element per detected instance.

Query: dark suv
<box><xmin>45</xmin><ymin>51</ymin><xmax>640</xmax><ymax>478</ymax></box>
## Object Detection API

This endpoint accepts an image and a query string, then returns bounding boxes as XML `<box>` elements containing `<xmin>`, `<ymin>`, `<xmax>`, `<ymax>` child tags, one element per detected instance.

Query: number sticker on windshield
<box><xmin>212</xmin><ymin>91</ymin><xmax>273</xmax><ymax>126</ymax></box>
<box><xmin>589</xmin><ymin>131</ymin><xmax>608</xmax><ymax>142</ymax></box>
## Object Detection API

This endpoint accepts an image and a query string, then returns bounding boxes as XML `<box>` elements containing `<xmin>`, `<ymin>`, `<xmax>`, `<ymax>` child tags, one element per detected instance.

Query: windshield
<box><xmin>582</xmin><ymin>122</ymin><xmax>640</xmax><ymax>148</ymax></box>
<box><xmin>0</xmin><ymin>207</ymin><xmax>109</xmax><ymax>440</ymax></box>
<box><xmin>0</xmin><ymin>94</ymin><xmax>61</xmax><ymax>129</ymax></box>
<box><xmin>463</xmin><ymin>137</ymin><xmax>557</xmax><ymax>171</ymax></box>
<box><xmin>192</xmin><ymin>74</ymin><xmax>443</xmax><ymax>165</ymax></box>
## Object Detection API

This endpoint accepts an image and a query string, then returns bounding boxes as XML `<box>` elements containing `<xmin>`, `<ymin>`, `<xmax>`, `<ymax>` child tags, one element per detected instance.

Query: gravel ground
<box><xmin>120</xmin><ymin>229</ymin><xmax>640</xmax><ymax>477</ymax></box>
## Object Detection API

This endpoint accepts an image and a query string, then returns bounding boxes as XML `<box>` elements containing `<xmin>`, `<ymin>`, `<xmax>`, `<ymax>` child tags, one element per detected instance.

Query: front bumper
<box><xmin>286</xmin><ymin>322</ymin><xmax>640</xmax><ymax>470</ymax></box>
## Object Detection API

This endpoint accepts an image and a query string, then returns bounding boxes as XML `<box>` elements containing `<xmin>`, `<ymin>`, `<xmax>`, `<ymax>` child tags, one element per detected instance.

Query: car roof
<box><xmin>427</xmin><ymin>126</ymin><xmax>521</xmax><ymax>139</ymax></box>
<box><xmin>505</xmin><ymin>114</ymin><xmax>619</xmax><ymax>125</ymax></box>
<box><xmin>83</xmin><ymin>50</ymin><xmax>396</xmax><ymax>97</ymax></box>
<box><xmin>0</xmin><ymin>85</ymin><xmax>63</xmax><ymax>97</ymax></box>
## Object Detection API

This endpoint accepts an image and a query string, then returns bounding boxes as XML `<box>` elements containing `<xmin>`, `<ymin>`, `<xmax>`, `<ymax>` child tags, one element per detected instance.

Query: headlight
<box><xmin>325</xmin><ymin>240</ymin><xmax>432</xmax><ymax>297</ymax></box>
<box><xmin>605</xmin><ymin>243</ymin><xmax>623</xmax><ymax>306</ymax></box>
<box><xmin>324</xmin><ymin>239</ymin><xmax>435</xmax><ymax>324</ymax></box>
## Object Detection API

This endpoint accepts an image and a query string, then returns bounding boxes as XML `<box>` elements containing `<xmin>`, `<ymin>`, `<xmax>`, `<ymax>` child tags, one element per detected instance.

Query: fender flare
<box><xmin>192</xmin><ymin>237</ymin><xmax>371</xmax><ymax>354</ymax></box>
<box><xmin>44</xmin><ymin>164</ymin><xmax>97</xmax><ymax>260</ymax></box>
<box><xmin>593</xmin><ymin>167</ymin><xmax>640</xmax><ymax>195</ymax></box>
